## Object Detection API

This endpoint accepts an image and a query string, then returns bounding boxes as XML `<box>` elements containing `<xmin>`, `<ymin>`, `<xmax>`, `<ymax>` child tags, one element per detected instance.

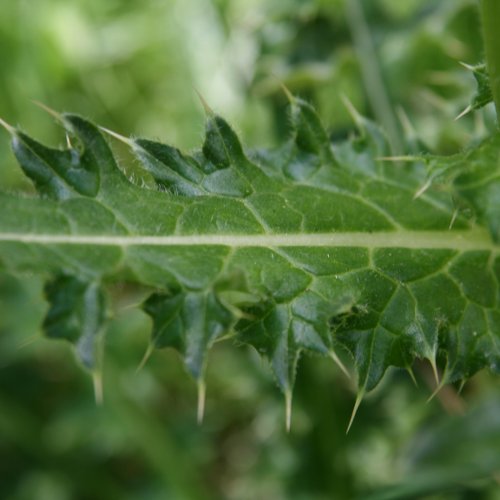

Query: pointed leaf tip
<box><xmin>0</xmin><ymin>117</ymin><xmax>16</xmax><ymax>135</ymax></box>
<box><xmin>203</xmin><ymin>113</ymin><xmax>246</xmax><ymax>168</ymax></box>
<box><xmin>136</xmin><ymin>343</ymin><xmax>154</xmax><ymax>373</ymax></box>
<box><xmin>426</xmin><ymin>360</ymin><xmax>448</xmax><ymax>404</ymax></box>
<box><xmin>448</xmin><ymin>209</ymin><xmax>459</xmax><ymax>230</ymax></box>
<box><xmin>396</xmin><ymin>106</ymin><xmax>417</xmax><ymax>138</ymax></box>
<box><xmin>426</xmin><ymin>379</ymin><xmax>446</xmax><ymax>404</ymax></box>
<box><xmin>197</xmin><ymin>379</ymin><xmax>206</xmax><ymax>425</ymax></box>
<box><xmin>429</xmin><ymin>355</ymin><xmax>440</xmax><ymax>386</ymax></box>
<box><xmin>406</xmin><ymin>366</ymin><xmax>418</xmax><ymax>387</ymax></box>
<box><xmin>341</xmin><ymin>94</ymin><xmax>363</xmax><ymax>126</ymax></box>
<box><xmin>290</xmin><ymin>95</ymin><xmax>335</xmax><ymax>162</ymax></box>
<box><xmin>93</xmin><ymin>370</ymin><xmax>103</xmax><ymax>406</ymax></box>
<box><xmin>32</xmin><ymin>100</ymin><xmax>65</xmax><ymax>123</ymax></box>
<box><xmin>285</xmin><ymin>389</ymin><xmax>293</xmax><ymax>433</ymax></box>
<box><xmin>413</xmin><ymin>178</ymin><xmax>433</xmax><ymax>199</ymax></box>
<box><xmin>459</xmin><ymin>61</ymin><xmax>476</xmax><ymax>72</ymax></box>
<box><xmin>279</xmin><ymin>83</ymin><xmax>295</xmax><ymax>104</ymax></box>
<box><xmin>455</xmin><ymin>105</ymin><xmax>472</xmax><ymax>121</ymax></box>
<box><xmin>99</xmin><ymin>125</ymin><xmax>135</xmax><ymax>147</ymax></box>
<box><xmin>143</xmin><ymin>290</ymin><xmax>234</xmax><ymax>388</ymax></box>
<box><xmin>11</xmin><ymin>128</ymin><xmax>101</xmax><ymax>199</ymax></box>
<box><xmin>458</xmin><ymin>379</ymin><xmax>467</xmax><ymax>394</ymax></box>
<box><xmin>43</xmin><ymin>277</ymin><xmax>107</xmax><ymax>369</ymax></box>
<box><xmin>194</xmin><ymin>89</ymin><xmax>214</xmax><ymax>116</ymax></box>
<box><xmin>346</xmin><ymin>389</ymin><xmax>364</xmax><ymax>434</ymax></box>
<box><xmin>329</xmin><ymin>350</ymin><xmax>351</xmax><ymax>379</ymax></box>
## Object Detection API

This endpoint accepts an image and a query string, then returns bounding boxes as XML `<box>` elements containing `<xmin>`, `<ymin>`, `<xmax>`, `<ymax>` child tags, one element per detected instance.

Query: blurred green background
<box><xmin>1</xmin><ymin>0</ymin><xmax>500</xmax><ymax>499</ymax></box>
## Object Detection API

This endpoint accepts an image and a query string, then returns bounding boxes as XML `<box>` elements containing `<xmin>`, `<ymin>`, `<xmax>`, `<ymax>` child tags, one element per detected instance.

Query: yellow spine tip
<box><xmin>0</xmin><ymin>117</ymin><xmax>16</xmax><ymax>135</ymax></box>
<box><xmin>429</xmin><ymin>356</ymin><xmax>440</xmax><ymax>386</ymax></box>
<box><xmin>93</xmin><ymin>370</ymin><xmax>104</xmax><ymax>406</ymax></box>
<box><xmin>458</xmin><ymin>61</ymin><xmax>476</xmax><ymax>71</ymax></box>
<box><xmin>457</xmin><ymin>379</ymin><xmax>467</xmax><ymax>394</ymax></box>
<box><xmin>136</xmin><ymin>343</ymin><xmax>154</xmax><ymax>373</ymax></box>
<box><xmin>329</xmin><ymin>350</ymin><xmax>351</xmax><ymax>379</ymax></box>
<box><xmin>340</xmin><ymin>94</ymin><xmax>363</xmax><ymax>126</ymax></box>
<box><xmin>426</xmin><ymin>359</ymin><xmax>447</xmax><ymax>404</ymax></box>
<box><xmin>455</xmin><ymin>105</ymin><xmax>472</xmax><ymax>121</ymax></box>
<box><xmin>32</xmin><ymin>100</ymin><xmax>64</xmax><ymax>122</ymax></box>
<box><xmin>346</xmin><ymin>390</ymin><xmax>364</xmax><ymax>434</ymax></box>
<box><xmin>285</xmin><ymin>389</ymin><xmax>293</xmax><ymax>433</ymax></box>
<box><xmin>197</xmin><ymin>379</ymin><xmax>206</xmax><ymax>425</ymax></box>
<box><xmin>194</xmin><ymin>89</ymin><xmax>215</xmax><ymax>117</ymax></box>
<box><xmin>98</xmin><ymin>125</ymin><xmax>135</xmax><ymax>147</ymax></box>
<box><xmin>406</xmin><ymin>366</ymin><xmax>418</xmax><ymax>387</ymax></box>
<box><xmin>426</xmin><ymin>380</ymin><xmax>446</xmax><ymax>404</ymax></box>
<box><xmin>413</xmin><ymin>178</ymin><xmax>432</xmax><ymax>199</ymax></box>
<box><xmin>279</xmin><ymin>83</ymin><xmax>295</xmax><ymax>104</ymax></box>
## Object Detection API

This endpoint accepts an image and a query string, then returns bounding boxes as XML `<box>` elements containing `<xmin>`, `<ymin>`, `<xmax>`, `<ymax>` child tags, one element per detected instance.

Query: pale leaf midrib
<box><xmin>0</xmin><ymin>230</ymin><xmax>497</xmax><ymax>252</ymax></box>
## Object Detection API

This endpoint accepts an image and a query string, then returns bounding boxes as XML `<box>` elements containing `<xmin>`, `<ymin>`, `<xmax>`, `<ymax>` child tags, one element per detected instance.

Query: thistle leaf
<box><xmin>462</xmin><ymin>62</ymin><xmax>494</xmax><ymax>114</ymax></box>
<box><xmin>0</xmin><ymin>99</ymin><xmax>499</xmax><ymax>422</ymax></box>
<box><xmin>142</xmin><ymin>289</ymin><xmax>234</xmax><ymax>380</ymax></box>
<box><xmin>43</xmin><ymin>275</ymin><xmax>106</xmax><ymax>370</ymax></box>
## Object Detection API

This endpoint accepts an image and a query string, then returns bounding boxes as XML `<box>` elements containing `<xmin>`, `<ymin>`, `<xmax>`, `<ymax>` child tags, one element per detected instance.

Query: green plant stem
<box><xmin>481</xmin><ymin>0</ymin><xmax>500</xmax><ymax>122</ymax></box>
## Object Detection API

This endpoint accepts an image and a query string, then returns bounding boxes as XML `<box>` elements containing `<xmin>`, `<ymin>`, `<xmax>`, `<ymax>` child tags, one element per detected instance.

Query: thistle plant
<box><xmin>0</xmin><ymin>1</ymin><xmax>499</xmax><ymax>436</ymax></box>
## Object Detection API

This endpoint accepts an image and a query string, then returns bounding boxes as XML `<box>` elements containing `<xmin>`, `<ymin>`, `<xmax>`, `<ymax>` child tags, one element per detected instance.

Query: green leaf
<box><xmin>289</xmin><ymin>95</ymin><xmax>337</xmax><ymax>164</ymax></box>
<box><xmin>0</xmin><ymin>99</ymin><xmax>498</xmax><ymax>416</ymax></box>
<box><xmin>142</xmin><ymin>289</ymin><xmax>234</xmax><ymax>380</ymax></box>
<box><xmin>415</xmin><ymin>134</ymin><xmax>500</xmax><ymax>242</ymax></box>
<box><xmin>43</xmin><ymin>275</ymin><xmax>106</xmax><ymax>370</ymax></box>
<box><xmin>459</xmin><ymin>62</ymin><xmax>494</xmax><ymax>118</ymax></box>
<box><xmin>12</xmin><ymin>131</ymin><xmax>99</xmax><ymax>199</ymax></box>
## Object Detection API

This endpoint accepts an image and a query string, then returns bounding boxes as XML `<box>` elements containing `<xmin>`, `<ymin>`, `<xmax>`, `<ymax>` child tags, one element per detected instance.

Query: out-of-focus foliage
<box><xmin>1</xmin><ymin>0</ymin><xmax>496</xmax><ymax>185</ymax></box>
<box><xmin>1</xmin><ymin>0</ymin><xmax>500</xmax><ymax>499</ymax></box>
<box><xmin>0</xmin><ymin>0</ymin><xmax>273</xmax><ymax>187</ymax></box>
